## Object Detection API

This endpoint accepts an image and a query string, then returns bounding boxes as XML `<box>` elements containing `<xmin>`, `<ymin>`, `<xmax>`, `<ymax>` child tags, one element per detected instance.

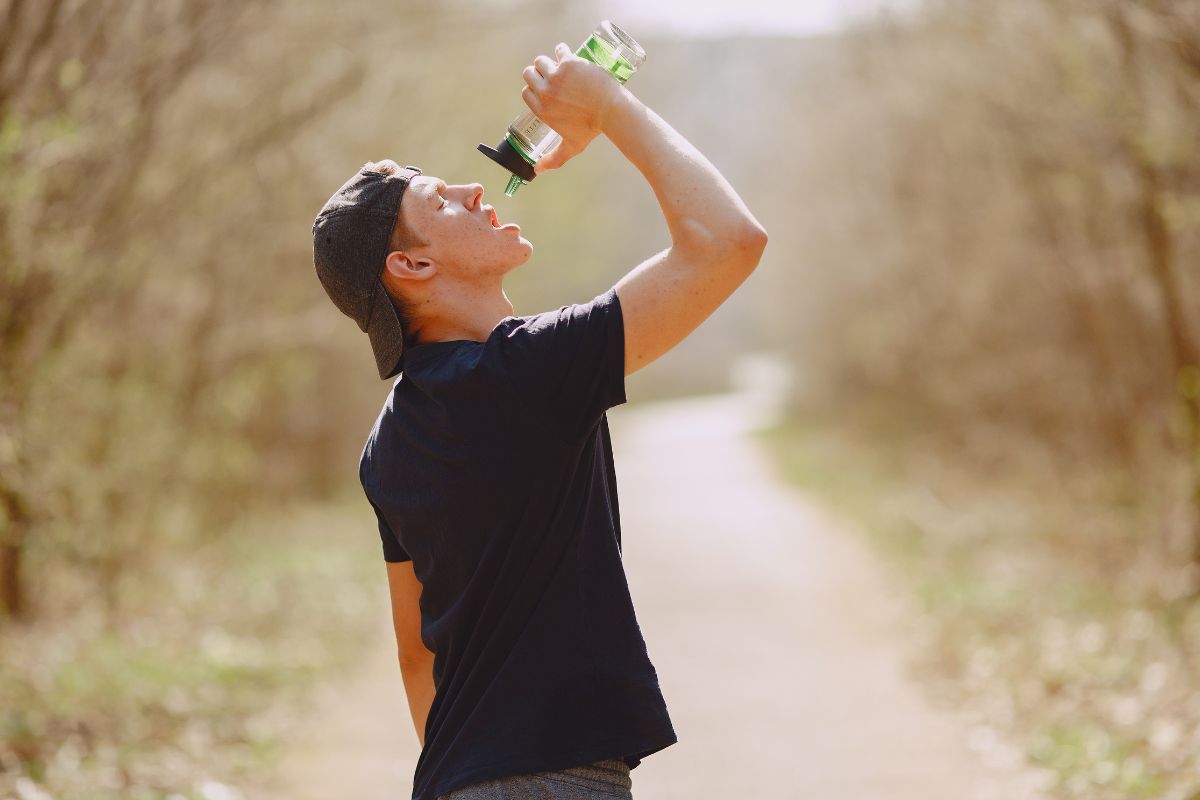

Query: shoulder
<box><xmin>486</xmin><ymin>288</ymin><xmax>627</xmax><ymax>442</ymax></box>
<box><xmin>358</xmin><ymin>384</ymin><xmax>399</xmax><ymax>483</ymax></box>
<box><xmin>492</xmin><ymin>288</ymin><xmax>621</xmax><ymax>349</ymax></box>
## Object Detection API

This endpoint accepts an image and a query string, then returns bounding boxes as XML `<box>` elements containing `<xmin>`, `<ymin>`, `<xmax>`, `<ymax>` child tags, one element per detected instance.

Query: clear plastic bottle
<box><xmin>478</xmin><ymin>21</ymin><xmax>647</xmax><ymax>197</ymax></box>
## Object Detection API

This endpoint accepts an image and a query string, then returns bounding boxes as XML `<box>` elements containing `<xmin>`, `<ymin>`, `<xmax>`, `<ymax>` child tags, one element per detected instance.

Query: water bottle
<box><xmin>478</xmin><ymin>20</ymin><xmax>647</xmax><ymax>197</ymax></box>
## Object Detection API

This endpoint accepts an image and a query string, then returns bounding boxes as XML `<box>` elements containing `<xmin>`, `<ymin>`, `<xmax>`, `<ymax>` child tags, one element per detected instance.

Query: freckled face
<box><xmin>400</xmin><ymin>176</ymin><xmax>533</xmax><ymax>278</ymax></box>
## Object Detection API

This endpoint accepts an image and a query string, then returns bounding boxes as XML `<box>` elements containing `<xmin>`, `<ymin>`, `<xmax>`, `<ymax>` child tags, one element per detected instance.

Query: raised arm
<box><xmin>600</xmin><ymin>89</ymin><xmax>767</xmax><ymax>375</ymax></box>
<box><xmin>523</xmin><ymin>43</ymin><xmax>768</xmax><ymax>376</ymax></box>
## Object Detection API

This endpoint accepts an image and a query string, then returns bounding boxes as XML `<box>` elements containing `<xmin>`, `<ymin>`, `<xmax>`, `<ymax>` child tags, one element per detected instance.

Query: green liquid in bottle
<box><xmin>489</xmin><ymin>21</ymin><xmax>646</xmax><ymax>196</ymax></box>
<box><xmin>505</xmin><ymin>35</ymin><xmax>640</xmax><ymax>167</ymax></box>
<box><xmin>578</xmin><ymin>35</ymin><xmax>638</xmax><ymax>83</ymax></box>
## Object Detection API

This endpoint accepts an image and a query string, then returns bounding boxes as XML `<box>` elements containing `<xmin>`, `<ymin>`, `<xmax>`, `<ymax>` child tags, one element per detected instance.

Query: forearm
<box><xmin>399</xmin><ymin>656</ymin><xmax>436</xmax><ymax>747</ymax></box>
<box><xmin>600</xmin><ymin>87</ymin><xmax>766</xmax><ymax>251</ymax></box>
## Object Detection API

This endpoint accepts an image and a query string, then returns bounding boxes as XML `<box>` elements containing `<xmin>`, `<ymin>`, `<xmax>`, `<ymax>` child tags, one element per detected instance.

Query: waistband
<box><xmin>535</xmin><ymin>757</ymin><xmax>632</xmax><ymax>792</ymax></box>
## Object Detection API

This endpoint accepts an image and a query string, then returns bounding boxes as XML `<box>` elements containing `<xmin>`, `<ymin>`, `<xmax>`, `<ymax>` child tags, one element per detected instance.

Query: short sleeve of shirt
<box><xmin>499</xmin><ymin>286</ymin><xmax>627</xmax><ymax>443</ymax></box>
<box><xmin>370</xmin><ymin>495</ymin><xmax>411</xmax><ymax>563</ymax></box>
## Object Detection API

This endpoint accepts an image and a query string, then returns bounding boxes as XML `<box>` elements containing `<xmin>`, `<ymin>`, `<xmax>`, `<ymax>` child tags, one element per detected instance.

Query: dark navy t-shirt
<box><xmin>358</xmin><ymin>286</ymin><xmax>678</xmax><ymax>800</ymax></box>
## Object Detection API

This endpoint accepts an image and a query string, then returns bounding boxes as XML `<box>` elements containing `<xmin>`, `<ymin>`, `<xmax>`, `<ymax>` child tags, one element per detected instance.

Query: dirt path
<box><xmin>262</xmin><ymin>364</ymin><xmax>1054</xmax><ymax>799</ymax></box>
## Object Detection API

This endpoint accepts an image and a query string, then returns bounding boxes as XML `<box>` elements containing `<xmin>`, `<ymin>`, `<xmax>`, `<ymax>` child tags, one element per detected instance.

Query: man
<box><xmin>312</xmin><ymin>42</ymin><xmax>767</xmax><ymax>800</ymax></box>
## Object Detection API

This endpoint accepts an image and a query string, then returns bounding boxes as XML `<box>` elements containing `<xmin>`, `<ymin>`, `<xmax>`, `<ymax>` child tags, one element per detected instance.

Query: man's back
<box><xmin>361</xmin><ymin>287</ymin><xmax>677</xmax><ymax>800</ymax></box>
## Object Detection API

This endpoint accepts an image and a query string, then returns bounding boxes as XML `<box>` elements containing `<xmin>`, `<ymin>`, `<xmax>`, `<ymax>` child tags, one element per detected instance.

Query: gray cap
<box><xmin>312</xmin><ymin>162</ymin><xmax>423</xmax><ymax>380</ymax></box>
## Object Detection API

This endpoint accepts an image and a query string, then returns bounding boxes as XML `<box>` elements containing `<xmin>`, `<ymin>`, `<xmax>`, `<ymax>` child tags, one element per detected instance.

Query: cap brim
<box><xmin>366</xmin><ymin>280</ymin><xmax>405</xmax><ymax>380</ymax></box>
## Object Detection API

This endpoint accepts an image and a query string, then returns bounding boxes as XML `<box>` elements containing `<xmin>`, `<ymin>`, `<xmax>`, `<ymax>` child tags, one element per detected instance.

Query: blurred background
<box><xmin>1</xmin><ymin>0</ymin><xmax>1198</xmax><ymax>797</ymax></box>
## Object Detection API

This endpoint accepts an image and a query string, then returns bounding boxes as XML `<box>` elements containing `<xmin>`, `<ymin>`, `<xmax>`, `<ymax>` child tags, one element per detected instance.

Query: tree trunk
<box><xmin>0</xmin><ymin>483</ymin><xmax>28</xmax><ymax>621</ymax></box>
<box><xmin>1110</xmin><ymin>4</ymin><xmax>1200</xmax><ymax>591</ymax></box>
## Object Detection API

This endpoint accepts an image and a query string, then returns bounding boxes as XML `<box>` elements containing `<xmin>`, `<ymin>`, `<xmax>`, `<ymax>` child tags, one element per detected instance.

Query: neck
<box><xmin>415</xmin><ymin>281</ymin><xmax>514</xmax><ymax>344</ymax></box>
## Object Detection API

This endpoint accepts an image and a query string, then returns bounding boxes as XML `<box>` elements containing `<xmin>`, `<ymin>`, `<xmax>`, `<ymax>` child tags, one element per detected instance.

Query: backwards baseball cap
<box><xmin>312</xmin><ymin>161</ymin><xmax>423</xmax><ymax>380</ymax></box>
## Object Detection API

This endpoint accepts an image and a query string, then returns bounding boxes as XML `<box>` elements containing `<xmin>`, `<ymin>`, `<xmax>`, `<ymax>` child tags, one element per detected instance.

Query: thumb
<box><xmin>534</xmin><ymin>139</ymin><xmax>581</xmax><ymax>173</ymax></box>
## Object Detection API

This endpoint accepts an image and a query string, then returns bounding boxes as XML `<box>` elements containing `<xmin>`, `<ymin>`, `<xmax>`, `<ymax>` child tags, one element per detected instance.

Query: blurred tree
<box><xmin>0</xmin><ymin>0</ymin><xmax>367</xmax><ymax>622</ymax></box>
<box><xmin>768</xmin><ymin>0</ymin><xmax>1200</xmax><ymax>589</ymax></box>
<box><xmin>0</xmin><ymin>0</ymin><xmax>589</xmax><ymax>625</ymax></box>
<box><xmin>3</xmin><ymin>0</ymin><xmax>249</xmax><ymax>617</ymax></box>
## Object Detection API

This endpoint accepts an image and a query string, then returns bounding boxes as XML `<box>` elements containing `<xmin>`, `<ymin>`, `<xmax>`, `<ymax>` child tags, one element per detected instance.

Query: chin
<box><xmin>497</xmin><ymin>244</ymin><xmax>533</xmax><ymax>274</ymax></box>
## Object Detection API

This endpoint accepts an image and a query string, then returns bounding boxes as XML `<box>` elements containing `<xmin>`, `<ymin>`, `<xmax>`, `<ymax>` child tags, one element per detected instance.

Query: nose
<box><xmin>460</xmin><ymin>183</ymin><xmax>484</xmax><ymax>211</ymax></box>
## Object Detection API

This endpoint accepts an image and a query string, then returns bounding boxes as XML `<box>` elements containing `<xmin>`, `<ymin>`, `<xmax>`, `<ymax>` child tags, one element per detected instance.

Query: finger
<box><xmin>522</xmin><ymin>64</ymin><xmax>547</xmax><ymax>92</ymax></box>
<box><xmin>534</xmin><ymin>141</ymin><xmax>561</xmax><ymax>173</ymax></box>
<box><xmin>554</xmin><ymin>42</ymin><xmax>572</xmax><ymax>60</ymax></box>
<box><xmin>520</xmin><ymin>84</ymin><xmax>542</xmax><ymax>114</ymax></box>
<box><xmin>532</xmin><ymin>54</ymin><xmax>556</xmax><ymax>79</ymax></box>
<box><xmin>535</xmin><ymin>140</ymin><xmax>581</xmax><ymax>173</ymax></box>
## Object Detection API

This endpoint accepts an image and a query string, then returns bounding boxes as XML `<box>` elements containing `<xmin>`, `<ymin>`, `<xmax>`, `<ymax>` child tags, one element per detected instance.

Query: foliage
<box><xmin>758</xmin><ymin>414</ymin><xmax>1200</xmax><ymax>798</ymax></box>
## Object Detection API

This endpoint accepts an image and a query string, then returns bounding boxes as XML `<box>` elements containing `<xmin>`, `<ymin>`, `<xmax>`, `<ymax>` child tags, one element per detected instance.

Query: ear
<box><xmin>383</xmin><ymin>249</ymin><xmax>436</xmax><ymax>282</ymax></box>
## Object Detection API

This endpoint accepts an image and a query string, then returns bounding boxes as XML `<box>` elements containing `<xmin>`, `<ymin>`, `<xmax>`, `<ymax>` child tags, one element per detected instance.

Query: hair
<box><xmin>364</xmin><ymin>160</ymin><xmax>429</xmax><ymax>345</ymax></box>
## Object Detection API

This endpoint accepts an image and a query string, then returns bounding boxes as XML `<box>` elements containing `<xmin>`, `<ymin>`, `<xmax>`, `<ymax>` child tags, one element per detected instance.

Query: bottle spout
<box><xmin>478</xmin><ymin>140</ymin><xmax>537</xmax><ymax>194</ymax></box>
<box><xmin>504</xmin><ymin>174</ymin><xmax>526</xmax><ymax>197</ymax></box>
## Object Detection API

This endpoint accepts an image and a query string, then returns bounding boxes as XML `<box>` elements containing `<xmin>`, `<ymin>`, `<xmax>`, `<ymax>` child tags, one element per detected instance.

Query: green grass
<box><xmin>0</xmin><ymin>484</ymin><xmax>389</xmax><ymax>799</ymax></box>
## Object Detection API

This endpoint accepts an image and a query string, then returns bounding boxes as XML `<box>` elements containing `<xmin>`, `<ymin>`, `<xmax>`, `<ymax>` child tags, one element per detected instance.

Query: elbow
<box><xmin>397</xmin><ymin>642</ymin><xmax>435</xmax><ymax>671</ymax></box>
<box><xmin>714</xmin><ymin>218</ymin><xmax>767</xmax><ymax>248</ymax></box>
<box><xmin>730</xmin><ymin>224</ymin><xmax>768</xmax><ymax>269</ymax></box>
<box><xmin>674</xmin><ymin>221</ymin><xmax>768</xmax><ymax>269</ymax></box>
<box><xmin>742</xmin><ymin>223</ymin><xmax>768</xmax><ymax>250</ymax></box>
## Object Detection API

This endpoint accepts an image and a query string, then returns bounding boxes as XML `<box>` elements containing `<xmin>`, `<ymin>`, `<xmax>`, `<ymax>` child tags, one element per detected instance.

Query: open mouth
<box><xmin>485</xmin><ymin>205</ymin><xmax>519</xmax><ymax>233</ymax></box>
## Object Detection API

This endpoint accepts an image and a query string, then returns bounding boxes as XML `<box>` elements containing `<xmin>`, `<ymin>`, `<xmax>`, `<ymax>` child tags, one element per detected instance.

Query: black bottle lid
<box><xmin>477</xmin><ymin>138</ymin><xmax>537</xmax><ymax>183</ymax></box>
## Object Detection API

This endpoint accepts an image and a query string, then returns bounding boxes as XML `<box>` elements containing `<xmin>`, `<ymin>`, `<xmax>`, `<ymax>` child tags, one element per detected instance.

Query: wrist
<box><xmin>598</xmin><ymin>85</ymin><xmax>636</xmax><ymax>137</ymax></box>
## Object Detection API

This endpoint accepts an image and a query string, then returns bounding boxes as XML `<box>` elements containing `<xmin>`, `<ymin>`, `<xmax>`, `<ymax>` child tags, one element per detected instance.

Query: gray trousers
<box><xmin>435</xmin><ymin>758</ymin><xmax>633</xmax><ymax>800</ymax></box>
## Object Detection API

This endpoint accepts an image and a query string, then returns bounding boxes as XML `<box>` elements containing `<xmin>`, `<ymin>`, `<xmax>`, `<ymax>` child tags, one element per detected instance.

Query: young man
<box><xmin>312</xmin><ymin>42</ymin><xmax>766</xmax><ymax>800</ymax></box>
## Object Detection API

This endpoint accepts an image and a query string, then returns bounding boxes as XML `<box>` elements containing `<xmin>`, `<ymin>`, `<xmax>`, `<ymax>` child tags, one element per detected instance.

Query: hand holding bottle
<box><xmin>520</xmin><ymin>43</ymin><xmax>626</xmax><ymax>174</ymax></box>
<box><xmin>479</xmin><ymin>23</ymin><xmax>645</xmax><ymax>194</ymax></box>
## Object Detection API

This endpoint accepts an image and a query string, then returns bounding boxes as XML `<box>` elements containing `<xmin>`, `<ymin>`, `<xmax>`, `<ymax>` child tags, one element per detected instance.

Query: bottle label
<box><xmin>513</xmin><ymin>114</ymin><xmax>549</xmax><ymax>143</ymax></box>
